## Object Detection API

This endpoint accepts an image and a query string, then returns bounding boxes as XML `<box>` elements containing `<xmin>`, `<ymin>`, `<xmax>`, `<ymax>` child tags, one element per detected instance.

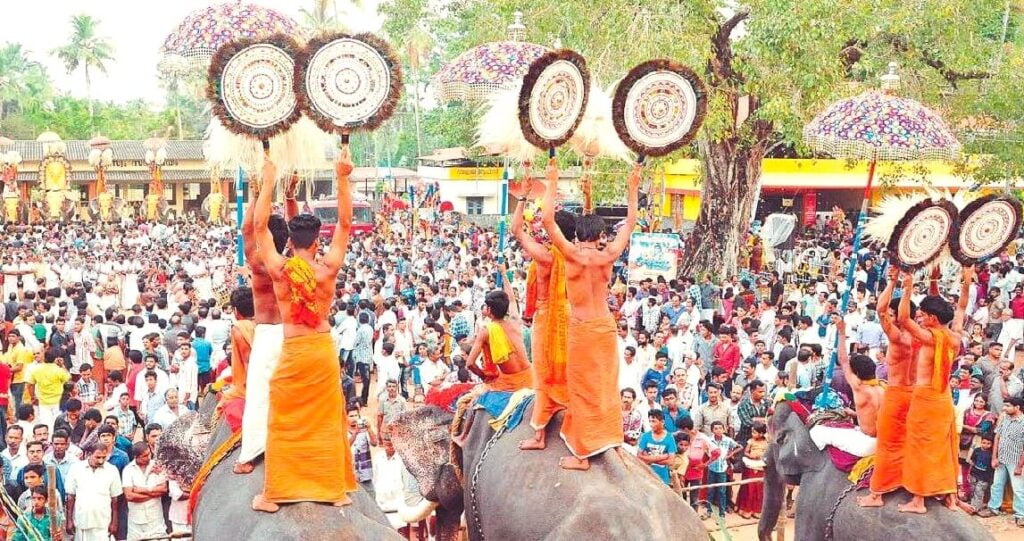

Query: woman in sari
<box><xmin>959</xmin><ymin>394</ymin><xmax>996</xmax><ymax>500</ymax></box>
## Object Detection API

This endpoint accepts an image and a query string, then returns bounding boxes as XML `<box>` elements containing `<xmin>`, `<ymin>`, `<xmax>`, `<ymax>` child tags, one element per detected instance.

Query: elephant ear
<box><xmin>773</xmin><ymin>404</ymin><xmax>826</xmax><ymax>478</ymax></box>
<box><xmin>391</xmin><ymin>407</ymin><xmax>455</xmax><ymax>503</ymax></box>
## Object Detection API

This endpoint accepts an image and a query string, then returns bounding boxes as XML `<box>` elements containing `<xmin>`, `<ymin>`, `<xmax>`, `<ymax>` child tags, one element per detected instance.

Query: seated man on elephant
<box><xmin>464</xmin><ymin>290</ymin><xmax>532</xmax><ymax>393</ymax></box>
<box><xmin>808</xmin><ymin>321</ymin><xmax>883</xmax><ymax>457</ymax></box>
<box><xmin>894</xmin><ymin>268</ymin><xmax>971</xmax><ymax>514</ymax></box>
<box><xmin>539</xmin><ymin>159</ymin><xmax>641</xmax><ymax>471</ymax></box>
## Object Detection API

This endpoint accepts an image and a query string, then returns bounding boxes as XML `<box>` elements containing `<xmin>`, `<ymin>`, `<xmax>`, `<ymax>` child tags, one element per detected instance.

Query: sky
<box><xmin>4</xmin><ymin>0</ymin><xmax>382</xmax><ymax>106</ymax></box>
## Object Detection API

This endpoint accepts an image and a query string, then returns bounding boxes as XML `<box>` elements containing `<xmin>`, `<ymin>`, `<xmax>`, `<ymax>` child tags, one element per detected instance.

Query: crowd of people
<box><xmin>1</xmin><ymin>167</ymin><xmax>1023</xmax><ymax>539</ymax></box>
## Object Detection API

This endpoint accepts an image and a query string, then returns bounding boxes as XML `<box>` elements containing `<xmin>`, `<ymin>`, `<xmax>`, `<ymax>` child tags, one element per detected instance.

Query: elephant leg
<box><xmin>758</xmin><ymin>455</ymin><xmax>785</xmax><ymax>541</ymax></box>
<box><xmin>434</xmin><ymin>506</ymin><xmax>461</xmax><ymax>541</ymax></box>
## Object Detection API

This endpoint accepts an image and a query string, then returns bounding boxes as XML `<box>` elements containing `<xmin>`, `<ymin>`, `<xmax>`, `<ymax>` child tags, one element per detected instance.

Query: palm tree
<box><xmin>52</xmin><ymin>14</ymin><xmax>114</xmax><ymax>120</ymax></box>
<box><xmin>0</xmin><ymin>43</ymin><xmax>52</xmax><ymax>127</ymax></box>
<box><xmin>403</xmin><ymin>26</ymin><xmax>433</xmax><ymax>158</ymax></box>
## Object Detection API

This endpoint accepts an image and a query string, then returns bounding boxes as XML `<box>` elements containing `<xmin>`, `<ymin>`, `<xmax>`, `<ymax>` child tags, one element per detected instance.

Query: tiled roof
<box><xmin>4</xmin><ymin>140</ymin><xmax>205</xmax><ymax>162</ymax></box>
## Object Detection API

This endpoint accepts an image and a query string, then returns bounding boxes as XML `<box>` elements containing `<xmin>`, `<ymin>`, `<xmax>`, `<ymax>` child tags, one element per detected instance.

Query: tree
<box><xmin>379</xmin><ymin>0</ymin><xmax>1024</xmax><ymax>277</ymax></box>
<box><xmin>0</xmin><ymin>43</ymin><xmax>52</xmax><ymax>128</ymax></box>
<box><xmin>52</xmin><ymin>14</ymin><xmax>114</xmax><ymax>122</ymax></box>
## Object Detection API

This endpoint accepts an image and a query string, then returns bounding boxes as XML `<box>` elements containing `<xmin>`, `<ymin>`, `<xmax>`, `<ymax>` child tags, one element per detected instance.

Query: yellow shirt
<box><xmin>4</xmin><ymin>345</ymin><xmax>34</xmax><ymax>384</ymax></box>
<box><xmin>27</xmin><ymin>363</ymin><xmax>70</xmax><ymax>406</ymax></box>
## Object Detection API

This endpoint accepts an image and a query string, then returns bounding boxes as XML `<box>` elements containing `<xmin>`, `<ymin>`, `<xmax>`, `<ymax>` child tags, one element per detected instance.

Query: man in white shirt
<box><xmin>417</xmin><ymin>347</ymin><xmax>449</xmax><ymax>395</ymax></box>
<box><xmin>170</xmin><ymin>342</ymin><xmax>198</xmax><ymax>407</ymax></box>
<box><xmin>666</xmin><ymin>324</ymin><xmax>694</xmax><ymax>369</ymax></box>
<box><xmin>374</xmin><ymin>343</ymin><xmax>402</xmax><ymax>400</ymax></box>
<box><xmin>152</xmin><ymin>389</ymin><xmax>183</xmax><ymax>430</ymax></box>
<box><xmin>66</xmin><ymin>441</ymin><xmax>123</xmax><ymax>541</ymax></box>
<box><xmin>618</xmin><ymin>346</ymin><xmax>644</xmax><ymax>395</ymax></box>
<box><xmin>2</xmin><ymin>426</ymin><xmax>28</xmax><ymax>483</ymax></box>
<box><xmin>202</xmin><ymin>309</ymin><xmax>232</xmax><ymax>353</ymax></box>
<box><xmin>133</xmin><ymin>356</ymin><xmax>169</xmax><ymax>403</ymax></box>
<box><xmin>122</xmin><ymin>442</ymin><xmax>167</xmax><ymax>541</ymax></box>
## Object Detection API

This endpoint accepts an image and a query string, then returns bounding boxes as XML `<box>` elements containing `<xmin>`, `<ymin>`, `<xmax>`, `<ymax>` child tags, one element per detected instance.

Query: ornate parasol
<box><xmin>158</xmin><ymin>2</ymin><xmax>302</xmax><ymax>77</ymax></box>
<box><xmin>803</xmin><ymin>63</ymin><xmax>962</xmax><ymax>405</ymax></box>
<box><xmin>433</xmin><ymin>12</ymin><xmax>549</xmax><ymax>104</ymax></box>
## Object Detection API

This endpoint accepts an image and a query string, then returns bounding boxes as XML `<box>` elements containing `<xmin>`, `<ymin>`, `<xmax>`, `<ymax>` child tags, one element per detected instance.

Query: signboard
<box><xmin>448</xmin><ymin>167</ymin><xmax>505</xmax><ymax>181</ymax></box>
<box><xmin>802</xmin><ymin>192</ymin><xmax>817</xmax><ymax>226</ymax></box>
<box><xmin>627</xmin><ymin>232</ymin><xmax>681</xmax><ymax>283</ymax></box>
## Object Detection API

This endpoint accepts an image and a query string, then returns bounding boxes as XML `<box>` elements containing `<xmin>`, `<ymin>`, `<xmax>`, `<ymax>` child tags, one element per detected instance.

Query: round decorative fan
<box><xmin>295</xmin><ymin>32</ymin><xmax>403</xmax><ymax>136</ymax></box>
<box><xmin>950</xmin><ymin>194</ymin><xmax>1023</xmax><ymax>265</ymax></box>
<box><xmin>517</xmin><ymin>50</ymin><xmax>590</xmax><ymax>152</ymax></box>
<box><xmin>207</xmin><ymin>35</ymin><xmax>302</xmax><ymax>140</ymax></box>
<box><xmin>888</xmin><ymin>198</ymin><xmax>959</xmax><ymax>270</ymax></box>
<box><xmin>612</xmin><ymin>59</ymin><xmax>707</xmax><ymax>161</ymax></box>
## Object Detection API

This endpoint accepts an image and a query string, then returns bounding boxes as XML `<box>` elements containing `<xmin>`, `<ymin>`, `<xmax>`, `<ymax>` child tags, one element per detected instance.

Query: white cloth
<box><xmin>808</xmin><ymin>424</ymin><xmax>877</xmax><ymax>457</ymax></box>
<box><xmin>133</xmin><ymin>368</ymin><xmax>170</xmax><ymax>402</ymax></box>
<box><xmin>123</xmin><ymin>461</ymin><xmax>166</xmax><ymax>540</ymax></box>
<box><xmin>168</xmin><ymin>480</ymin><xmax>189</xmax><ymax>528</ymax></box>
<box><xmin>66</xmin><ymin>461</ymin><xmax>123</xmax><ymax>530</ymax></box>
<box><xmin>238</xmin><ymin>324</ymin><xmax>283</xmax><ymax>463</ymax></box>
<box><xmin>76</xmin><ymin>529</ymin><xmax>112</xmax><ymax>541</ymax></box>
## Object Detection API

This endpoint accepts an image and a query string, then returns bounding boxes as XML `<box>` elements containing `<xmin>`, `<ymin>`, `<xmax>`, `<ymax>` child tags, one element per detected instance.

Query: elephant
<box><xmin>390</xmin><ymin>403</ymin><xmax>705</xmax><ymax>541</ymax></box>
<box><xmin>758</xmin><ymin>400</ymin><xmax>994</xmax><ymax>541</ymax></box>
<box><xmin>156</xmin><ymin>394</ymin><xmax>403</xmax><ymax>541</ymax></box>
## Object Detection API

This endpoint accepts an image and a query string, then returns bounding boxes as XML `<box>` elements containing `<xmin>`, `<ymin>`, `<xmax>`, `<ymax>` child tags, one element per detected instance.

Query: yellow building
<box><xmin>655</xmin><ymin>157</ymin><xmax>991</xmax><ymax>225</ymax></box>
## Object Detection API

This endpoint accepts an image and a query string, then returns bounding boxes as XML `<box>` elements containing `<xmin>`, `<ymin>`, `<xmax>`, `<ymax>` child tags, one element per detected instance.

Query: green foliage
<box><xmin>1</xmin><ymin>96</ymin><xmax>175</xmax><ymax>140</ymax></box>
<box><xmin>0</xmin><ymin>43</ymin><xmax>52</xmax><ymax>122</ymax></box>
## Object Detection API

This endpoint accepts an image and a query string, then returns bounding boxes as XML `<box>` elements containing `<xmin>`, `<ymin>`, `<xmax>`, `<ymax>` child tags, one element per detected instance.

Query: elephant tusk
<box><xmin>397</xmin><ymin>499</ymin><xmax>439</xmax><ymax>523</ymax></box>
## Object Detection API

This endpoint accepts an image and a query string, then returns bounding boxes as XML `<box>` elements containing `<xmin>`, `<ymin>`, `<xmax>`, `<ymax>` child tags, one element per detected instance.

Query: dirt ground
<box><xmin>705</xmin><ymin>513</ymin><xmax>1020</xmax><ymax>540</ymax></box>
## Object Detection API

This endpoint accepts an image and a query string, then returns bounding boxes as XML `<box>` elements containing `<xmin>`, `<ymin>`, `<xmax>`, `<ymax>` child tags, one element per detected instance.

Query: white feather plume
<box><xmin>863</xmin><ymin>192</ymin><xmax>930</xmax><ymax>244</ymax></box>
<box><xmin>203</xmin><ymin>116</ymin><xmax>333</xmax><ymax>181</ymax></box>
<box><xmin>474</xmin><ymin>85</ymin><xmax>541</xmax><ymax>164</ymax></box>
<box><xmin>569</xmin><ymin>85</ymin><xmax>631</xmax><ymax>162</ymax></box>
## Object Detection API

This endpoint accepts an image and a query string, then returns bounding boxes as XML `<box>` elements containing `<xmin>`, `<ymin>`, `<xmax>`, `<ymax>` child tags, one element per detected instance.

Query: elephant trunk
<box><xmin>435</xmin><ymin>506</ymin><xmax>462</xmax><ymax>541</ymax></box>
<box><xmin>758</xmin><ymin>447</ymin><xmax>786</xmax><ymax>541</ymax></box>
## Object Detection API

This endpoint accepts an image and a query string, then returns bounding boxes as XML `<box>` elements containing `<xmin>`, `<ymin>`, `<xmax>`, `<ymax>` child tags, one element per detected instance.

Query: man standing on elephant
<box><xmin>509</xmin><ymin>180</ymin><xmax>575</xmax><ymax>452</ymax></box>
<box><xmin>539</xmin><ymin>159</ymin><xmax>641</xmax><ymax>471</ymax></box>
<box><xmin>859</xmin><ymin>266</ymin><xmax>919</xmax><ymax>507</ymax></box>
<box><xmin>250</xmin><ymin>155</ymin><xmax>358</xmax><ymax>512</ymax></box>
<box><xmin>233</xmin><ymin>163</ymin><xmax>297</xmax><ymax>476</ymax></box>
<box><xmin>895</xmin><ymin>267</ymin><xmax>971</xmax><ymax>514</ymax></box>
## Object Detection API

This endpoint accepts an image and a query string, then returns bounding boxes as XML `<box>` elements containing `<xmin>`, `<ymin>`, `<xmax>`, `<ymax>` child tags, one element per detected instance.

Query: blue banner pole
<box><xmin>235</xmin><ymin>166</ymin><xmax>245</xmax><ymax>285</ymax></box>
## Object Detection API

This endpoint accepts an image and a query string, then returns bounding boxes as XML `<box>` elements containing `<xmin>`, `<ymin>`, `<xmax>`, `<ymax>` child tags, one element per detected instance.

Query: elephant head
<box><xmin>758</xmin><ymin>401</ymin><xmax>826</xmax><ymax>541</ymax></box>
<box><xmin>389</xmin><ymin>406</ymin><xmax>463</xmax><ymax>513</ymax></box>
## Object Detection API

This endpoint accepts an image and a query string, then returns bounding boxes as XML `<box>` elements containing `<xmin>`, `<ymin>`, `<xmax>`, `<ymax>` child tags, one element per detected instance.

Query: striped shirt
<box><xmin>995</xmin><ymin>413</ymin><xmax>1024</xmax><ymax>469</ymax></box>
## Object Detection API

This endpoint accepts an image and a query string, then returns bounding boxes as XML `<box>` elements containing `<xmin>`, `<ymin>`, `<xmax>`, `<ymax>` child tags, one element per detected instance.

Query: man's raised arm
<box><xmin>836</xmin><ymin>320</ymin><xmax>860</xmax><ymax>391</ymax></box>
<box><xmin>284</xmin><ymin>171</ymin><xmax>300</xmax><ymax>220</ymax></box>
<box><xmin>510</xmin><ymin>181</ymin><xmax>551</xmax><ymax>265</ymax></box>
<box><xmin>877</xmin><ymin>266</ymin><xmax>898</xmax><ymax>336</ymax></box>
<box><xmin>952</xmin><ymin>265</ymin><xmax>974</xmax><ymax>333</ymax></box>
<box><xmin>322</xmin><ymin>148</ymin><xmax>354</xmax><ymax>272</ymax></box>
<box><xmin>602</xmin><ymin>164</ymin><xmax>643</xmax><ymax>260</ymax></box>
<box><xmin>253</xmin><ymin>161</ymin><xmax>285</xmax><ymax>277</ymax></box>
<box><xmin>897</xmin><ymin>272</ymin><xmax>933</xmax><ymax>345</ymax></box>
<box><xmin>539</xmin><ymin>160</ymin><xmax>576</xmax><ymax>258</ymax></box>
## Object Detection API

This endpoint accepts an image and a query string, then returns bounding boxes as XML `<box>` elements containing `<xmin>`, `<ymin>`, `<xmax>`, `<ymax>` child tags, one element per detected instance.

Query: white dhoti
<box><xmin>238</xmin><ymin>323</ymin><xmax>283</xmax><ymax>463</ymax></box>
<box><xmin>76</xmin><ymin>528</ymin><xmax>110</xmax><ymax>541</ymax></box>
<box><xmin>809</xmin><ymin>424</ymin><xmax>877</xmax><ymax>457</ymax></box>
<box><xmin>127</xmin><ymin>519</ymin><xmax>167</xmax><ymax>541</ymax></box>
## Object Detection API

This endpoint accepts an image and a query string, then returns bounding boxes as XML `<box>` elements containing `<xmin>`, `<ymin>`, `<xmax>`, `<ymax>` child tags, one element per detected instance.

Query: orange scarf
<box><xmin>188</xmin><ymin>429</ymin><xmax>242</xmax><ymax>521</ymax></box>
<box><xmin>546</xmin><ymin>247</ymin><xmax>569</xmax><ymax>369</ymax></box>
<box><xmin>525</xmin><ymin>261</ymin><xmax>539</xmax><ymax>320</ymax></box>
<box><xmin>930</xmin><ymin>327</ymin><xmax>955</xmax><ymax>392</ymax></box>
<box><xmin>283</xmin><ymin>256</ymin><xmax>320</xmax><ymax>327</ymax></box>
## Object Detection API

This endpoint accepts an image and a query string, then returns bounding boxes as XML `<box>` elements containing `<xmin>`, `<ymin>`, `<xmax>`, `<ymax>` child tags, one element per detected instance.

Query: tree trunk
<box><xmin>85</xmin><ymin>65</ymin><xmax>94</xmax><ymax>120</ymax></box>
<box><xmin>678</xmin><ymin>137</ymin><xmax>767</xmax><ymax>279</ymax></box>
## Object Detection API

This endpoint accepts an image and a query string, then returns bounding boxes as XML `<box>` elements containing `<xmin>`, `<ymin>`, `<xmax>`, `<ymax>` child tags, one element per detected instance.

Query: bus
<box><xmin>307</xmin><ymin>196</ymin><xmax>374</xmax><ymax>237</ymax></box>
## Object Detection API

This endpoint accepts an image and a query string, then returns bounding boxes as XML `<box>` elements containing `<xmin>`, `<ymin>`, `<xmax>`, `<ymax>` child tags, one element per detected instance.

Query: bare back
<box><xmin>494</xmin><ymin>318</ymin><xmax>530</xmax><ymax>374</ymax></box>
<box><xmin>266</xmin><ymin>256</ymin><xmax>336</xmax><ymax>338</ymax></box>
<box><xmin>562</xmin><ymin>253</ymin><xmax>614</xmax><ymax>320</ymax></box>
<box><xmin>243</xmin><ymin>234</ymin><xmax>282</xmax><ymax>325</ymax></box>
<box><xmin>884</xmin><ymin>328</ymin><xmax>916</xmax><ymax>387</ymax></box>
<box><xmin>911</xmin><ymin>326</ymin><xmax>961</xmax><ymax>387</ymax></box>
<box><xmin>854</xmin><ymin>386</ymin><xmax>884</xmax><ymax>436</ymax></box>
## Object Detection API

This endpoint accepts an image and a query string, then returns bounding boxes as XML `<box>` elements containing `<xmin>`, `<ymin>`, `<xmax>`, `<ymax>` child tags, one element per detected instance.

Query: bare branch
<box><xmin>708</xmin><ymin>10</ymin><xmax>750</xmax><ymax>86</ymax></box>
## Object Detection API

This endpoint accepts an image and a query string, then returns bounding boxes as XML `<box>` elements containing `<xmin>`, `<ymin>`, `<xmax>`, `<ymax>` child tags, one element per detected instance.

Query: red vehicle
<box><xmin>308</xmin><ymin>196</ymin><xmax>374</xmax><ymax>237</ymax></box>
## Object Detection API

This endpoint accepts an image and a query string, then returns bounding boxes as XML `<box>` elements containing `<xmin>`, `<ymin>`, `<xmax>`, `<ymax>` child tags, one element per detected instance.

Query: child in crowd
<box><xmin>960</xmin><ymin>432</ymin><xmax>994</xmax><ymax>514</ymax></box>
<box><xmin>643</xmin><ymin>354</ymin><xmax>671</xmax><ymax>398</ymax></box>
<box><xmin>708</xmin><ymin>421</ymin><xmax>743</xmax><ymax>518</ymax></box>
<box><xmin>737</xmin><ymin>422</ymin><xmax>768</xmax><ymax>519</ymax></box>
<box><xmin>638</xmin><ymin>410</ymin><xmax>677</xmax><ymax>486</ymax></box>
<box><xmin>670</xmin><ymin>432</ymin><xmax>691</xmax><ymax>494</ymax></box>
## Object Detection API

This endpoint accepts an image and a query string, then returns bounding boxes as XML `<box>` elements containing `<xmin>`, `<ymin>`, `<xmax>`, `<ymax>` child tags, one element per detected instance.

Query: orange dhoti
<box><xmin>559</xmin><ymin>314</ymin><xmax>622</xmax><ymax>459</ymax></box>
<box><xmin>486</xmin><ymin>368</ymin><xmax>533</xmax><ymax>392</ymax></box>
<box><xmin>868</xmin><ymin>385</ymin><xmax>912</xmax><ymax>494</ymax></box>
<box><xmin>530</xmin><ymin>302</ymin><xmax>568</xmax><ymax>430</ymax></box>
<box><xmin>901</xmin><ymin>386</ymin><xmax>958</xmax><ymax>497</ymax></box>
<box><xmin>263</xmin><ymin>332</ymin><xmax>357</xmax><ymax>503</ymax></box>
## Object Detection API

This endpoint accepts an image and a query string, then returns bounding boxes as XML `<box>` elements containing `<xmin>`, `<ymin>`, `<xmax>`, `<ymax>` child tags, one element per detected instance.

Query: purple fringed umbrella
<box><xmin>158</xmin><ymin>2</ymin><xmax>302</xmax><ymax>76</ymax></box>
<box><xmin>434</xmin><ymin>40</ymin><xmax>549</xmax><ymax>104</ymax></box>
<box><xmin>803</xmin><ymin>63</ymin><xmax>962</xmax><ymax>406</ymax></box>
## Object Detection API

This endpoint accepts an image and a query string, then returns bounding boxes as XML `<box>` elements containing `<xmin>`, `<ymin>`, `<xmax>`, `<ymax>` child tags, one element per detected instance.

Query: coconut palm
<box><xmin>0</xmin><ymin>43</ymin><xmax>52</xmax><ymax>126</ymax></box>
<box><xmin>300</xmin><ymin>0</ymin><xmax>345</xmax><ymax>34</ymax></box>
<box><xmin>52</xmin><ymin>14</ymin><xmax>114</xmax><ymax>120</ymax></box>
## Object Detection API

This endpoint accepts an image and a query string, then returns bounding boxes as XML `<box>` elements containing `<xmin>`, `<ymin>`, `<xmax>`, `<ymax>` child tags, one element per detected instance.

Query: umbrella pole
<box><xmin>235</xmin><ymin>165</ymin><xmax>245</xmax><ymax>286</ymax></box>
<box><xmin>819</xmin><ymin>158</ymin><xmax>876</xmax><ymax>406</ymax></box>
<box><xmin>496</xmin><ymin>161</ymin><xmax>510</xmax><ymax>288</ymax></box>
